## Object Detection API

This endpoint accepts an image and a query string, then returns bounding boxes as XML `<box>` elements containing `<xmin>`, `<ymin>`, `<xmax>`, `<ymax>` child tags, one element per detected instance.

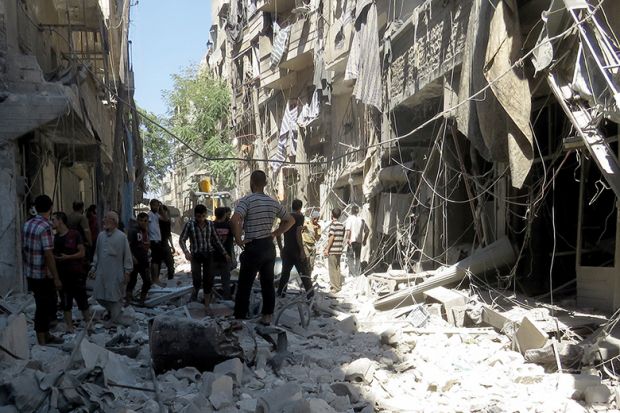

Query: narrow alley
<box><xmin>1</xmin><ymin>0</ymin><xmax>620</xmax><ymax>412</ymax></box>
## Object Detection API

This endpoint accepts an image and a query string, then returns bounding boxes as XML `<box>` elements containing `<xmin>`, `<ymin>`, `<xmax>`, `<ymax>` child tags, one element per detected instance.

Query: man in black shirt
<box><xmin>159</xmin><ymin>205</ymin><xmax>175</xmax><ymax>280</ymax></box>
<box><xmin>213</xmin><ymin>207</ymin><xmax>234</xmax><ymax>299</ymax></box>
<box><xmin>51</xmin><ymin>211</ymin><xmax>90</xmax><ymax>332</ymax></box>
<box><xmin>277</xmin><ymin>199</ymin><xmax>313</xmax><ymax>298</ymax></box>
<box><xmin>126</xmin><ymin>213</ymin><xmax>151</xmax><ymax>304</ymax></box>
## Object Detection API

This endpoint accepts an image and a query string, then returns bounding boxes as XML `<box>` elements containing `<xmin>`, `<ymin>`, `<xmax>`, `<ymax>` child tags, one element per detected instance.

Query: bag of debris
<box><xmin>150</xmin><ymin>316</ymin><xmax>244</xmax><ymax>374</ymax></box>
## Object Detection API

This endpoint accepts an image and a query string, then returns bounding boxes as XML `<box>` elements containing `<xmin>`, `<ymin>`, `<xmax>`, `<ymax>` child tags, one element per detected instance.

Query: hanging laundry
<box><xmin>298</xmin><ymin>90</ymin><xmax>320</xmax><ymax>128</ymax></box>
<box><xmin>271</xmin><ymin>102</ymin><xmax>300</xmax><ymax>172</ymax></box>
<box><xmin>270</xmin><ymin>22</ymin><xmax>292</xmax><ymax>68</ymax></box>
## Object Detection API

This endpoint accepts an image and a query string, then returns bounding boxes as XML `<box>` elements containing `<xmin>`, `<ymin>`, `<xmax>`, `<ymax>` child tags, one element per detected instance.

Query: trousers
<box><xmin>234</xmin><ymin>237</ymin><xmax>276</xmax><ymax>319</ymax></box>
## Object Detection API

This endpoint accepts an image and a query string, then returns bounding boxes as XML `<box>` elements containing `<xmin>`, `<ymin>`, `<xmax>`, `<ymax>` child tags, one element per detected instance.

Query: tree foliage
<box><xmin>163</xmin><ymin>65</ymin><xmax>235</xmax><ymax>189</ymax></box>
<box><xmin>140</xmin><ymin>110</ymin><xmax>173</xmax><ymax>194</ymax></box>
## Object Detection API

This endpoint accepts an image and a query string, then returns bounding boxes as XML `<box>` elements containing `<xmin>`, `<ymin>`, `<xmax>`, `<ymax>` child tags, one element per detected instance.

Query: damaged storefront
<box><xmin>0</xmin><ymin>0</ymin><xmax>144</xmax><ymax>294</ymax></box>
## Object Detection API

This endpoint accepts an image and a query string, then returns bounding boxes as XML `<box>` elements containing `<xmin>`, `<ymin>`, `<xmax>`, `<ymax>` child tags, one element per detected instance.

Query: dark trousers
<box><xmin>163</xmin><ymin>243</ymin><xmax>175</xmax><ymax>279</ymax></box>
<box><xmin>29</xmin><ymin>278</ymin><xmax>56</xmax><ymax>333</ymax></box>
<box><xmin>277</xmin><ymin>252</ymin><xmax>313</xmax><ymax>298</ymax></box>
<box><xmin>60</xmin><ymin>272</ymin><xmax>89</xmax><ymax>311</ymax></box>
<box><xmin>191</xmin><ymin>252</ymin><xmax>214</xmax><ymax>293</ymax></box>
<box><xmin>349</xmin><ymin>242</ymin><xmax>362</xmax><ymax>277</ymax></box>
<box><xmin>127</xmin><ymin>260</ymin><xmax>151</xmax><ymax>299</ymax></box>
<box><xmin>212</xmin><ymin>260</ymin><xmax>232</xmax><ymax>298</ymax></box>
<box><xmin>234</xmin><ymin>238</ymin><xmax>276</xmax><ymax>319</ymax></box>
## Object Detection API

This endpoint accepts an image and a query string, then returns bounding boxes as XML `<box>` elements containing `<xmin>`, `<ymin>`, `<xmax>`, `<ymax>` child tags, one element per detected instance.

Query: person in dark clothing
<box><xmin>51</xmin><ymin>211</ymin><xmax>90</xmax><ymax>333</ymax></box>
<box><xmin>159</xmin><ymin>205</ymin><xmax>176</xmax><ymax>280</ymax></box>
<box><xmin>86</xmin><ymin>204</ymin><xmax>99</xmax><ymax>262</ymax></box>
<box><xmin>231</xmin><ymin>170</ymin><xmax>295</xmax><ymax>325</ymax></box>
<box><xmin>180</xmin><ymin>204</ymin><xmax>230</xmax><ymax>310</ymax></box>
<box><xmin>213</xmin><ymin>207</ymin><xmax>234</xmax><ymax>299</ymax></box>
<box><xmin>276</xmin><ymin>199</ymin><xmax>313</xmax><ymax>298</ymax></box>
<box><xmin>126</xmin><ymin>212</ymin><xmax>151</xmax><ymax>304</ymax></box>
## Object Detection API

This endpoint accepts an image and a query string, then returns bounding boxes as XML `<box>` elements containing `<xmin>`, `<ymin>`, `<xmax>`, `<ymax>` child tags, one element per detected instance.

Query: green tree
<box><xmin>140</xmin><ymin>110</ymin><xmax>173</xmax><ymax>193</ymax></box>
<box><xmin>164</xmin><ymin>65</ymin><xmax>235</xmax><ymax>188</ymax></box>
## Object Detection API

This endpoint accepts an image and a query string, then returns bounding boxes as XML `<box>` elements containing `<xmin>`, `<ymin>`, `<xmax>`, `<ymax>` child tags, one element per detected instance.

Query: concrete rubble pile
<box><xmin>0</xmin><ymin>254</ymin><xmax>619</xmax><ymax>412</ymax></box>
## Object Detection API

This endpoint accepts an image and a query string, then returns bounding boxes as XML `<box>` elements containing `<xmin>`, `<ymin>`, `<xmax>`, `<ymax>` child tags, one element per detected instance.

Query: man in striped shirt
<box><xmin>231</xmin><ymin>170</ymin><xmax>295</xmax><ymax>324</ymax></box>
<box><xmin>180</xmin><ymin>204</ymin><xmax>230</xmax><ymax>309</ymax></box>
<box><xmin>323</xmin><ymin>208</ymin><xmax>345</xmax><ymax>293</ymax></box>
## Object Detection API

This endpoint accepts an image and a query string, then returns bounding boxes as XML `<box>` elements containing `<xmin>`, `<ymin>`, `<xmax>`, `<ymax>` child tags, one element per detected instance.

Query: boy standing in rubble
<box><xmin>324</xmin><ymin>208</ymin><xmax>345</xmax><ymax>293</ymax></box>
<box><xmin>180</xmin><ymin>204</ymin><xmax>230</xmax><ymax>309</ymax></box>
<box><xmin>126</xmin><ymin>212</ymin><xmax>151</xmax><ymax>305</ymax></box>
<box><xmin>52</xmin><ymin>211</ymin><xmax>90</xmax><ymax>333</ymax></box>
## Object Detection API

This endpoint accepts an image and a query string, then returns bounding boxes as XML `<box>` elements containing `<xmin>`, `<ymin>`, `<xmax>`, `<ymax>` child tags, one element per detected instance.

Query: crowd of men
<box><xmin>22</xmin><ymin>170</ymin><xmax>368</xmax><ymax>345</ymax></box>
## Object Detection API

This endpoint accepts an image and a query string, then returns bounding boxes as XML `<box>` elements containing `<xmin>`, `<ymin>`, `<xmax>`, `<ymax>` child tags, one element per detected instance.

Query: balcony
<box><xmin>257</xmin><ymin>0</ymin><xmax>296</xmax><ymax>13</ymax></box>
<box><xmin>279</xmin><ymin>16</ymin><xmax>317</xmax><ymax>71</ymax></box>
<box><xmin>259</xmin><ymin>35</ymin><xmax>297</xmax><ymax>90</ymax></box>
<box><xmin>239</xmin><ymin>12</ymin><xmax>266</xmax><ymax>53</ymax></box>
<box><xmin>389</xmin><ymin>0</ymin><xmax>472</xmax><ymax>110</ymax></box>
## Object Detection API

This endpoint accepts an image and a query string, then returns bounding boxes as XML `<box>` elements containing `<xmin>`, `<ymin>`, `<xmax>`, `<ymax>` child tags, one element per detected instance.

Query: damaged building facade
<box><xmin>0</xmin><ymin>0</ymin><xmax>143</xmax><ymax>294</ymax></box>
<box><xmin>206</xmin><ymin>0</ymin><xmax>620</xmax><ymax>311</ymax></box>
<box><xmin>207</xmin><ymin>0</ymin><xmax>620</xmax><ymax>311</ymax></box>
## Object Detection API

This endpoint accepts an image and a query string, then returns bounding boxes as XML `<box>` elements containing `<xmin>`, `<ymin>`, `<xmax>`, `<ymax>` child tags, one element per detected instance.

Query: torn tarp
<box><xmin>298</xmin><ymin>90</ymin><xmax>320</xmax><ymax>128</ymax></box>
<box><xmin>456</xmin><ymin>0</ymin><xmax>533</xmax><ymax>189</ymax></box>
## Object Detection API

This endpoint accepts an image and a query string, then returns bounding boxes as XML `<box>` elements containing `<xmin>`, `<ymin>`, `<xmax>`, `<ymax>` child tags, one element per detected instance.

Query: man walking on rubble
<box><xmin>126</xmin><ymin>212</ymin><xmax>151</xmax><ymax>305</ymax></box>
<box><xmin>344</xmin><ymin>205</ymin><xmax>369</xmax><ymax>277</ymax></box>
<box><xmin>302</xmin><ymin>210</ymin><xmax>322</xmax><ymax>276</ymax></box>
<box><xmin>52</xmin><ymin>211</ymin><xmax>90</xmax><ymax>333</ymax></box>
<box><xmin>277</xmin><ymin>199</ymin><xmax>313</xmax><ymax>299</ymax></box>
<box><xmin>22</xmin><ymin>194</ymin><xmax>63</xmax><ymax>345</ymax></box>
<box><xmin>231</xmin><ymin>170</ymin><xmax>295</xmax><ymax>325</ymax></box>
<box><xmin>148</xmin><ymin>199</ymin><xmax>167</xmax><ymax>285</ymax></box>
<box><xmin>159</xmin><ymin>204</ymin><xmax>176</xmax><ymax>280</ymax></box>
<box><xmin>324</xmin><ymin>208</ymin><xmax>345</xmax><ymax>293</ymax></box>
<box><xmin>180</xmin><ymin>204</ymin><xmax>230</xmax><ymax>309</ymax></box>
<box><xmin>91</xmin><ymin>211</ymin><xmax>133</xmax><ymax>325</ymax></box>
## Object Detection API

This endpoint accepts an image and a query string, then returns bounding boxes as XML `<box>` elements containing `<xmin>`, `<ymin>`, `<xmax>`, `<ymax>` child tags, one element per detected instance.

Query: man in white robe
<box><xmin>91</xmin><ymin>211</ymin><xmax>133</xmax><ymax>324</ymax></box>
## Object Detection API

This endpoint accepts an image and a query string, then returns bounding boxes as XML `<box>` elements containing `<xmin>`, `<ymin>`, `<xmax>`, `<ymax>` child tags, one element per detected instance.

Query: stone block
<box><xmin>209</xmin><ymin>375</ymin><xmax>233</xmax><ymax>410</ymax></box>
<box><xmin>423</xmin><ymin>287</ymin><xmax>467</xmax><ymax>325</ymax></box>
<box><xmin>345</xmin><ymin>358</ymin><xmax>375</xmax><ymax>384</ymax></box>
<box><xmin>515</xmin><ymin>316</ymin><xmax>548</xmax><ymax>354</ymax></box>
<box><xmin>584</xmin><ymin>384</ymin><xmax>612</xmax><ymax>405</ymax></box>
<box><xmin>214</xmin><ymin>357</ymin><xmax>244</xmax><ymax>384</ymax></box>
<box><xmin>330</xmin><ymin>382</ymin><xmax>361</xmax><ymax>403</ymax></box>
<box><xmin>291</xmin><ymin>398</ymin><xmax>336</xmax><ymax>413</ymax></box>
<box><xmin>335</xmin><ymin>314</ymin><xmax>358</xmax><ymax>335</ymax></box>
<box><xmin>256</xmin><ymin>383</ymin><xmax>303</xmax><ymax>413</ymax></box>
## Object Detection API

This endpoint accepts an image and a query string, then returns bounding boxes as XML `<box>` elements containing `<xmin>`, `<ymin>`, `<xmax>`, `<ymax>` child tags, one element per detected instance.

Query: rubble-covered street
<box><xmin>2</xmin><ymin>238</ymin><xmax>620</xmax><ymax>412</ymax></box>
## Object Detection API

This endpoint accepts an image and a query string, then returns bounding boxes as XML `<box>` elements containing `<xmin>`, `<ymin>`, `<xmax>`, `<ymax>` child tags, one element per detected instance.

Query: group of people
<box><xmin>22</xmin><ymin>169</ymin><xmax>368</xmax><ymax>345</ymax></box>
<box><xmin>22</xmin><ymin>196</ymin><xmax>177</xmax><ymax>344</ymax></box>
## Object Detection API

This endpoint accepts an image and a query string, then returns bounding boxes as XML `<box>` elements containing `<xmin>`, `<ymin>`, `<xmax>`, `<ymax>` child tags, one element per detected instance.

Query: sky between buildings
<box><xmin>131</xmin><ymin>1</ymin><xmax>212</xmax><ymax>117</ymax></box>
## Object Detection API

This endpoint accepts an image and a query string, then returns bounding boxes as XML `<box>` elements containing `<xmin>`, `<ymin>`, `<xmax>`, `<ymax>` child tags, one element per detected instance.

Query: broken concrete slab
<box><xmin>515</xmin><ymin>316</ymin><xmax>548</xmax><ymax>353</ymax></box>
<box><xmin>423</xmin><ymin>287</ymin><xmax>468</xmax><ymax>325</ymax></box>
<box><xmin>256</xmin><ymin>383</ymin><xmax>303</xmax><ymax>413</ymax></box>
<box><xmin>335</xmin><ymin>314</ymin><xmax>358</xmax><ymax>335</ymax></box>
<box><xmin>584</xmin><ymin>384</ymin><xmax>612</xmax><ymax>405</ymax></box>
<box><xmin>213</xmin><ymin>357</ymin><xmax>243</xmax><ymax>385</ymax></box>
<box><xmin>79</xmin><ymin>339</ymin><xmax>137</xmax><ymax>386</ymax></box>
<box><xmin>345</xmin><ymin>358</ymin><xmax>376</xmax><ymax>384</ymax></box>
<box><xmin>0</xmin><ymin>314</ymin><xmax>28</xmax><ymax>361</ymax></box>
<box><xmin>292</xmin><ymin>398</ymin><xmax>336</xmax><ymax>413</ymax></box>
<box><xmin>209</xmin><ymin>375</ymin><xmax>233</xmax><ymax>410</ymax></box>
<box><xmin>330</xmin><ymin>382</ymin><xmax>361</xmax><ymax>403</ymax></box>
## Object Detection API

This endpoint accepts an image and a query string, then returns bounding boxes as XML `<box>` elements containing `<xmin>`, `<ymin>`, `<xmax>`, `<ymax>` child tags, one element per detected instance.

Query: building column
<box><xmin>0</xmin><ymin>139</ymin><xmax>23</xmax><ymax>294</ymax></box>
